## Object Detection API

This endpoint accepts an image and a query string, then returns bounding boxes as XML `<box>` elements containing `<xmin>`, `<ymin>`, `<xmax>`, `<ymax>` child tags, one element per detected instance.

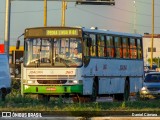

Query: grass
<box><xmin>1</xmin><ymin>93</ymin><xmax>160</xmax><ymax>112</ymax></box>
<box><xmin>1</xmin><ymin>79</ymin><xmax>160</xmax><ymax>113</ymax></box>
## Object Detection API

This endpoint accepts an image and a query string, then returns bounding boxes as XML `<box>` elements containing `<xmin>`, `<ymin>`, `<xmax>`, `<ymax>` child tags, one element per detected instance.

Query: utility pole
<box><xmin>61</xmin><ymin>0</ymin><xmax>67</xmax><ymax>26</ymax></box>
<box><xmin>4</xmin><ymin>0</ymin><xmax>11</xmax><ymax>58</ymax></box>
<box><xmin>150</xmin><ymin>0</ymin><xmax>154</xmax><ymax>70</ymax></box>
<box><xmin>133</xmin><ymin>1</ymin><xmax>137</xmax><ymax>33</ymax></box>
<box><xmin>44</xmin><ymin>0</ymin><xmax>47</xmax><ymax>26</ymax></box>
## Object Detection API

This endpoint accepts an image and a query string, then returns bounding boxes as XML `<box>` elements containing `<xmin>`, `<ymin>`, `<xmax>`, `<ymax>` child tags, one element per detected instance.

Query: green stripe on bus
<box><xmin>23</xmin><ymin>85</ymin><xmax>83</xmax><ymax>94</ymax></box>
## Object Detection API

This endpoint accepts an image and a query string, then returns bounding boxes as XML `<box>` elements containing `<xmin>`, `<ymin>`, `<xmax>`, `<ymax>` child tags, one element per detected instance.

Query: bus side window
<box><xmin>137</xmin><ymin>38</ymin><xmax>142</xmax><ymax>59</ymax></box>
<box><xmin>89</xmin><ymin>34</ymin><xmax>96</xmax><ymax>57</ymax></box>
<box><xmin>122</xmin><ymin>37</ymin><xmax>129</xmax><ymax>58</ymax></box>
<box><xmin>111</xmin><ymin>48</ymin><xmax>115</xmax><ymax>57</ymax></box>
<box><xmin>115</xmin><ymin>37</ymin><xmax>122</xmax><ymax>58</ymax></box>
<box><xmin>129</xmin><ymin>38</ymin><xmax>137</xmax><ymax>59</ymax></box>
<box><xmin>83</xmin><ymin>37</ymin><xmax>90</xmax><ymax>57</ymax></box>
<box><xmin>120</xmin><ymin>48</ymin><xmax>122</xmax><ymax>58</ymax></box>
<box><xmin>97</xmin><ymin>34</ymin><xmax>105</xmax><ymax>57</ymax></box>
<box><xmin>106</xmin><ymin>36</ymin><xmax>114</xmax><ymax>58</ymax></box>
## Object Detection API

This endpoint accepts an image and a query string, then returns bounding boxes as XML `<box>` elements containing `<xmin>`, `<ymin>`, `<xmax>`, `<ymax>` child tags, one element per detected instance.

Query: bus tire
<box><xmin>37</xmin><ymin>94</ymin><xmax>50</xmax><ymax>102</ymax></box>
<box><xmin>124</xmin><ymin>80</ymin><xmax>130</xmax><ymax>101</ymax></box>
<box><xmin>44</xmin><ymin>95</ymin><xmax>50</xmax><ymax>102</ymax></box>
<box><xmin>72</xmin><ymin>96</ymin><xmax>79</xmax><ymax>103</ymax></box>
<box><xmin>72</xmin><ymin>95</ymin><xmax>91</xmax><ymax>103</ymax></box>
<box><xmin>79</xmin><ymin>95</ymin><xmax>92</xmax><ymax>103</ymax></box>
<box><xmin>114</xmin><ymin>94</ymin><xmax>123</xmax><ymax>101</ymax></box>
<box><xmin>90</xmin><ymin>80</ymin><xmax>97</xmax><ymax>102</ymax></box>
<box><xmin>79</xmin><ymin>96</ymin><xmax>85</xmax><ymax>103</ymax></box>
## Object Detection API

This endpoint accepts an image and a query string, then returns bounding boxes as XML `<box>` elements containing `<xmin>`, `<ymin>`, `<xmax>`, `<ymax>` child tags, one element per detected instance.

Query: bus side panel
<box><xmin>99</xmin><ymin>77</ymin><xmax>125</xmax><ymax>94</ymax></box>
<box><xmin>83</xmin><ymin>58</ymin><xmax>143</xmax><ymax>95</ymax></box>
<box><xmin>84</xmin><ymin>59</ymin><xmax>143</xmax><ymax>78</ymax></box>
<box><xmin>110</xmin><ymin>77</ymin><xmax>125</xmax><ymax>94</ymax></box>
<box><xmin>99</xmin><ymin>78</ymin><xmax>110</xmax><ymax>94</ymax></box>
<box><xmin>83</xmin><ymin>77</ymin><xmax>93</xmax><ymax>95</ymax></box>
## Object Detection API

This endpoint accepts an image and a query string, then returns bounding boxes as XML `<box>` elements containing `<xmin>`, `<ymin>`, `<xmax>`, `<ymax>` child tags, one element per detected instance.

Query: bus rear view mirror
<box><xmin>87</xmin><ymin>38</ymin><xmax>92</xmax><ymax>47</ymax></box>
<box><xmin>16</xmin><ymin>40</ymin><xmax>20</xmax><ymax>50</ymax></box>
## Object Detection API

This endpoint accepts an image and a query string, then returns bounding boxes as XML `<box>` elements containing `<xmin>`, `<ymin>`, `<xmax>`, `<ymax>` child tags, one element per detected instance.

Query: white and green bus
<box><xmin>18</xmin><ymin>26</ymin><xmax>144</xmax><ymax>102</ymax></box>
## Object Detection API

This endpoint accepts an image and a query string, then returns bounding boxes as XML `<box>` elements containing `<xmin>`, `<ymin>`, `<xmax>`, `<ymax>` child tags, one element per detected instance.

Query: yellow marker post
<box><xmin>44</xmin><ymin>0</ymin><xmax>47</xmax><ymax>27</ymax></box>
<box><xmin>150</xmin><ymin>0</ymin><xmax>154</xmax><ymax>70</ymax></box>
<box><xmin>61</xmin><ymin>0</ymin><xmax>67</xmax><ymax>26</ymax></box>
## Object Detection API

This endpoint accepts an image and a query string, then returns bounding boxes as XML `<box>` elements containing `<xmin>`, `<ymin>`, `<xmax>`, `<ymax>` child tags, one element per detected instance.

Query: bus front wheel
<box><xmin>72</xmin><ymin>95</ymin><xmax>90</xmax><ymax>103</ymax></box>
<box><xmin>90</xmin><ymin>80</ymin><xmax>97</xmax><ymax>102</ymax></box>
<box><xmin>72</xmin><ymin>95</ymin><xmax>79</xmax><ymax>103</ymax></box>
<box><xmin>37</xmin><ymin>94</ymin><xmax>50</xmax><ymax>102</ymax></box>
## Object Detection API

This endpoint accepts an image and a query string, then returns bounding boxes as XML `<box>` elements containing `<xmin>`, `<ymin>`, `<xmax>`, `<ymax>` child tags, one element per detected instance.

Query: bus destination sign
<box><xmin>46</xmin><ymin>29</ymin><xmax>79</xmax><ymax>36</ymax></box>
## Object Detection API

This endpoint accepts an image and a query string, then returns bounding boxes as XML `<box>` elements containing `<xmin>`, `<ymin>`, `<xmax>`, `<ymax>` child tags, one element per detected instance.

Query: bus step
<box><xmin>96</xmin><ymin>97</ymin><xmax>113</xmax><ymax>102</ymax></box>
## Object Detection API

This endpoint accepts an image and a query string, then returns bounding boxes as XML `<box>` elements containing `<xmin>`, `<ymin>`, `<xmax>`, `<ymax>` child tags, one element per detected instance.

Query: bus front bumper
<box><xmin>22</xmin><ymin>84</ymin><xmax>83</xmax><ymax>95</ymax></box>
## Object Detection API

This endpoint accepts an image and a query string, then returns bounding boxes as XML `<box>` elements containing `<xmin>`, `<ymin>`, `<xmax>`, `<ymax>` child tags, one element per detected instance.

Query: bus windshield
<box><xmin>24</xmin><ymin>38</ymin><xmax>82</xmax><ymax>67</ymax></box>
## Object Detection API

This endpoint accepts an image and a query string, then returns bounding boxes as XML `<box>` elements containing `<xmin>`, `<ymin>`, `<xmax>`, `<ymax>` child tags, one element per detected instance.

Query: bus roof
<box><xmin>82</xmin><ymin>27</ymin><xmax>142</xmax><ymax>38</ymax></box>
<box><xmin>24</xmin><ymin>26</ymin><xmax>142</xmax><ymax>38</ymax></box>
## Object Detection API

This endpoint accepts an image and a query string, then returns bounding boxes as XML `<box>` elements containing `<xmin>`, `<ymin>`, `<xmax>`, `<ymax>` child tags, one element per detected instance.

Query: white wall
<box><xmin>143</xmin><ymin>34</ymin><xmax>160</xmax><ymax>65</ymax></box>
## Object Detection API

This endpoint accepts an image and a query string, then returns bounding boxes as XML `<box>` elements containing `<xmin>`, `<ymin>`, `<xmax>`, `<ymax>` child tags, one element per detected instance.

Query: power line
<box><xmin>75</xmin><ymin>7</ymin><xmax>160</xmax><ymax>28</ymax></box>
<box><xmin>135</xmin><ymin>0</ymin><xmax>160</xmax><ymax>6</ymax></box>
<box><xmin>0</xmin><ymin>2</ymin><xmax>160</xmax><ymax>29</ymax></box>
<box><xmin>0</xmin><ymin>6</ymin><xmax>75</xmax><ymax>14</ymax></box>
<box><xmin>1</xmin><ymin>6</ymin><xmax>160</xmax><ymax>29</ymax></box>
<box><xmin>1</xmin><ymin>3</ymin><xmax>160</xmax><ymax>18</ymax></box>
<box><xmin>112</xmin><ymin>6</ymin><xmax>160</xmax><ymax>18</ymax></box>
<box><xmin>0</xmin><ymin>2</ymin><xmax>160</xmax><ymax>18</ymax></box>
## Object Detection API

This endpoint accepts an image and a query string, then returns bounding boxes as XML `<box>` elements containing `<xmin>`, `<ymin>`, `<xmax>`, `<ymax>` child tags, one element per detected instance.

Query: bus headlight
<box><xmin>73</xmin><ymin>80</ymin><xmax>78</xmax><ymax>84</ymax></box>
<box><xmin>24</xmin><ymin>85</ymin><xmax>29</xmax><ymax>90</ymax></box>
<box><xmin>67</xmin><ymin>80</ymin><xmax>82</xmax><ymax>84</ymax></box>
<box><xmin>28</xmin><ymin>80</ymin><xmax>35</xmax><ymax>84</ymax></box>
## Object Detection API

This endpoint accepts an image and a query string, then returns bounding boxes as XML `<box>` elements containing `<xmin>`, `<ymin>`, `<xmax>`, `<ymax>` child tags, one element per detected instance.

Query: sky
<box><xmin>0</xmin><ymin>0</ymin><xmax>160</xmax><ymax>45</ymax></box>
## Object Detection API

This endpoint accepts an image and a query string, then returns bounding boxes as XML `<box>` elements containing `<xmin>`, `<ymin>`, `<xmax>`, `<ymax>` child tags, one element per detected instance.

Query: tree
<box><xmin>147</xmin><ymin>57</ymin><xmax>160</xmax><ymax>67</ymax></box>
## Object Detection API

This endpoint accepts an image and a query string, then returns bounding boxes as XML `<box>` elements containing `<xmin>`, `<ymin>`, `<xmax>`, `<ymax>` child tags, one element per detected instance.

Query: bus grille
<box><xmin>28</xmin><ymin>75</ymin><xmax>75</xmax><ymax>80</ymax></box>
<box><xmin>37</xmin><ymin>80</ymin><xmax>67</xmax><ymax>84</ymax></box>
<box><xmin>28</xmin><ymin>75</ymin><xmax>76</xmax><ymax>84</ymax></box>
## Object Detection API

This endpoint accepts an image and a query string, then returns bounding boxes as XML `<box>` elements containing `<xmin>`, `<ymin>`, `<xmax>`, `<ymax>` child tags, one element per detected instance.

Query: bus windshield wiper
<box><xmin>55</xmin><ymin>56</ymin><xmax>69</xmax><ymax>67</ymax></box>
<box><xmin>31</xmin><ymin>59</ymin><xmax>40</xmax><ymax>67</ymax></box>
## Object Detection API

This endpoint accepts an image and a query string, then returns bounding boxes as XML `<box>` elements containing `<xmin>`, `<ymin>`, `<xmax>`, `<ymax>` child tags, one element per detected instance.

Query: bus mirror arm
<box><xmin>87</xmin><ymin>37</ymin><xmax>92</xmax><ymax>47</ymax></box>
<box><xmin>16</xmin><ymin>40</ymin><xmax>20</xmax><ymax>50</ymax></box>
<box><xmin>16</xmin><ymin>33</ymin><xmax>24</xmax><ymax>50</ymax></box>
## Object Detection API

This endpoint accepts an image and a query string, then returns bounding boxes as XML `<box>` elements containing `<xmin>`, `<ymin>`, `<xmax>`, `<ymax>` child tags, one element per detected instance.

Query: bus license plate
<box><xmin>46</xmin><ymin>87</ymin><xmax>56</xmax><ymax>91</ymax></box>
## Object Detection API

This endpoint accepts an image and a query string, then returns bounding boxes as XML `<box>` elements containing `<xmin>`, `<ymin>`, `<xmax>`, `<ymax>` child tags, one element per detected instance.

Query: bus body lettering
<box><xmin>119</xmin><ymin>65</ymin><xmax>127</xmax><ymax>71</ymax></box>
<box><xmin>65</xmin><ymin>71</ymin><xmax>73</xmax><ymax>75</ymax></box>
<box><xmin>29</xmin><ymin>71</ymin><xmax>43</xmax><ymax>75</ymax></box>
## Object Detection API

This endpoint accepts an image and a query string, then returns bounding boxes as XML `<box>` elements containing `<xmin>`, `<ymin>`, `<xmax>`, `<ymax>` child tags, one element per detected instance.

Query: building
<box><xmin>143</xmin><ymin>34</ymin><xmax>160</xmax><ymax>65</ymax></box>
<box><xmin>9</xmin><ymin>46</ymin><xmax>24</xmax><ymax>55</ymax></box>
<box><xmin>0</xmin><ymin>44</ymin><xmax>24</xmax><ymax>54</ymax></box>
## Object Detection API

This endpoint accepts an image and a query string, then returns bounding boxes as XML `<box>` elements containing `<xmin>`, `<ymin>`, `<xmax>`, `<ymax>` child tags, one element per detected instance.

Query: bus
<box><xmin>17</xmin><ymin>26</ymin><xmax>144</xmax><ymax>102</ymax></box>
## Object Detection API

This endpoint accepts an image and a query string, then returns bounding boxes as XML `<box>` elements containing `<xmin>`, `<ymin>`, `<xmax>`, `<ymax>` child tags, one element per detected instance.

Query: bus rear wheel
<box><xmin>124</xmin><ymin>80</ymin><xmax>130</xmax><ymax>101</ymax></box>
<box><xmin>89</xmin><ymin>80</ymin><xmax>97</xmax><ymax>102</ymax></box>
<box><xmin>114</xmin><ymin>80</ymin><xmax>130</xmax><ymax>101</ymax></box>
